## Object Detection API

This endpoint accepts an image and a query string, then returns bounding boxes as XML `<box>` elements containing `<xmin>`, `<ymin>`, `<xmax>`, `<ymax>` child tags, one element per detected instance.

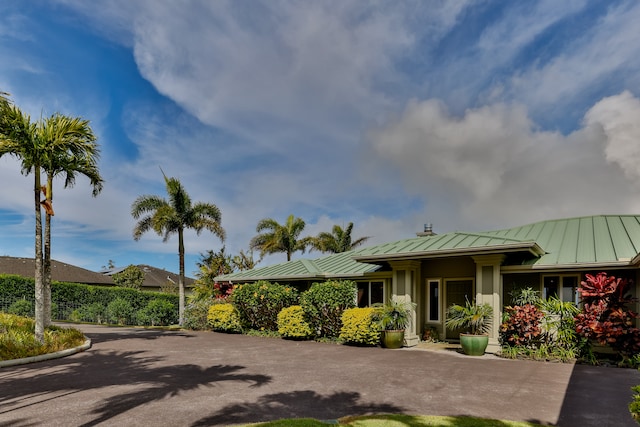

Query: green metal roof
<box><xmin>215</xmin><ymin>215</ymin><xmax>640</xmax><ymax>282</ymax></box>
<box><xmin>484</xmin><ymin>214</ymin><xmax>640</xmax><ymax>268</ymax></box>
<box><xmin>352</xmin><ymin>231</ymin><xmax>544</xmax><ymax>262</ymax></box>
<box><xmin>354</xmin><ymin>214</ymin><xmax>640</xmax><ymax>268</ymax></box>
<box><xmin>216</xmin><ymin>250</ymin><xmax>381</xmax><ymax>282</ymax></box>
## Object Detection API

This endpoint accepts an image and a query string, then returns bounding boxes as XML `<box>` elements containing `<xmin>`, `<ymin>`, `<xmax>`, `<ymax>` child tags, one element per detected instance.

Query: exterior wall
<box><xmin>418</xmin><ymin>257</ymin><xmax>476</xmax><ymax>342</ymax></box>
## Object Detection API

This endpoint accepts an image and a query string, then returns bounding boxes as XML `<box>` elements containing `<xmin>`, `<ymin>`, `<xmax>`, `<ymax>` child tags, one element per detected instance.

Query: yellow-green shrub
<box><xmin>339</xmin><ymin>307</ymin><xmax>380</xmax><ymax>345</ymax></box>
<box><xmin>207</xmin><ymin>303</ymin><xmax>242</xmax><ymax>333</ymax></box>
<box><xmin>277</xmin><ymin>305</ymin><xmax>313</xmax><ymax>339</ymax></box>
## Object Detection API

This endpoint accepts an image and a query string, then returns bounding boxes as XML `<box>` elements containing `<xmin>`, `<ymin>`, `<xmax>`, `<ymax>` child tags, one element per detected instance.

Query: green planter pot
<box><xmin>381</xmin><ymin>330</ymin><xmax>405</xmax><ymax>349</ymax></box>
<box><xmin>459</xmin><ymin>333</ymin><xmax>489</xmax><ymax>356</ymax></box>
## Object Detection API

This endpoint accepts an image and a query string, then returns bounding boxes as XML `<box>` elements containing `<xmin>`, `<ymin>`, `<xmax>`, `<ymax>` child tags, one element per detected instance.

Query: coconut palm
<box><xmin>41</xmin><ymin>113</ymin><xmax>103</xmax><ymax>326</ymax></box>
<box><xmin>131</xmin><ymin>172</ymin><xmax>225</xmax><ymax>325</ymax></box>
<box><xmin>250</xmin><ymin>214</ymin><xmax>312</xmax><ymax>261</ymax></box>
<box><xmin>311</xmin><ymin>222</ymin><xmax>370</xmax><ymax>253</ymax></box>
<box><xmin>0</xmin><ymin>104</ymin><xmax>47</xmax><ymax>341</ymax></box>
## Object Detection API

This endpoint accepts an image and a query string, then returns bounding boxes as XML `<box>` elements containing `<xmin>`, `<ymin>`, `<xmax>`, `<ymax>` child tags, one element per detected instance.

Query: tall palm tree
<box><xmin>311</xmin><ymin>222</ymin><xmax>371</xmax><ymax>253</ymax></box>
<box><xmin>131</xmin><ymin>172</ymin><xmax>225</xmax><ymax>325</ymax></box>
<box><xmin>250</xmin><ymin>214</ymin><xmax>312</xmax><ymax>261</ymax></box>
<box><xmin>0</xmin><ymin>103</ymin><xmax>47</xmax><ymax>342</ymax></box>
<box><xmin>41</xmin><ymin>113</ymin><xmax>103</xmax><ymax>326</ymax></box>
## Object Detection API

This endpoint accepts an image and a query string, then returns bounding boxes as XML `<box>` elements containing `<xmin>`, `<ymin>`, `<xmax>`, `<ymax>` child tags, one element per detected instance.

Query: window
<box><xmin>357</xmin><ymin>281</ymin><xmax>384</xmax><ymax>307</ymax></box>
<box><xmin>543</xmin><ymin>275</ymin><xmax>579</xmax><ymax>305</ymax></box>
<box><xmin>426</xmin><ymin>279</ymin><xmax>441</xmax><ymax>322</ymax></box>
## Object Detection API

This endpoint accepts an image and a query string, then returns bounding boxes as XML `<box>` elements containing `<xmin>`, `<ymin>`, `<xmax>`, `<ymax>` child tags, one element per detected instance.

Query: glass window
<box><xmin>357</xmin><ymin>281</ymin><xmax>385</xmax><ymax>307</ymax></box>
<box><xmin>543</xmin><ymin>276</ymin><xmax>559</xmax><ymax>299</ymax></box>
<box><xmin>428</xmin><ymin>280</ymin><xmax>440</xmax><ymax>322</ymax></box>
<box><xmin>543</xmin><ymin>275</ymin><xmax>579</xmax><ymax>305</ymax></box>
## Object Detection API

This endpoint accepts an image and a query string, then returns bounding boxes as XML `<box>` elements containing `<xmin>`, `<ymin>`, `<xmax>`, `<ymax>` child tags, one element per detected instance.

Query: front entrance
<box><xmin>445</xmin><ymin>279</ymin><xmax>474</xmax><ymax>339</ymax></box>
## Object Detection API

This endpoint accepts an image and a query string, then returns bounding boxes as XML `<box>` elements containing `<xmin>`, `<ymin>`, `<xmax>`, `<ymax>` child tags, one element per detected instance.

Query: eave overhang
<box><xmin>352</xmin><ymin>241</ymin><xmax>545</xmax><ymax>264</ymax></box>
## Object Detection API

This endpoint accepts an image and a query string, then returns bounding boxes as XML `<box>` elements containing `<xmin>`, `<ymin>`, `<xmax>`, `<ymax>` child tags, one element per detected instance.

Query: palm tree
<box><xmin>0</xmin><ymin>103</ymin><xmax>47</xmax><ymax>342</ymax></box>
<box><xmin>311</xmin><ymin>222</ymin><xmax>371</xmax><ymax>253</ymax></box>
<box><xmin>131</xmin><ymin>172</ymin><xmax>225</xmax><ymax>325</ymax></box>
<box><xmin>250</xmin><ymin>214</ymin><xmax>312</xmax><ymax>261</ymax></box>
<box><xmin>41</xmin><ymin>113</ymin><xmax>103</xmax><ymax>326</ymax></box>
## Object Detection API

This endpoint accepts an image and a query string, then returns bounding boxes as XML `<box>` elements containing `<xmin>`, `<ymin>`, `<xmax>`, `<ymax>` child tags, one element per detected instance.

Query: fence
<box><xmin>0</xmin><ymin>297</ymin><xmax>171</xmax><ymax>326</ymax></box>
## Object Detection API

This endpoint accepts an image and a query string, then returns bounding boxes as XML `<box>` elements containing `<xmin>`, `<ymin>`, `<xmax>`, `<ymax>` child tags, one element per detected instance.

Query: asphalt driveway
<box><xmin>0</xmin><ymin>324</ymin><xmax>638</xmax><ymax>426</ymax></box>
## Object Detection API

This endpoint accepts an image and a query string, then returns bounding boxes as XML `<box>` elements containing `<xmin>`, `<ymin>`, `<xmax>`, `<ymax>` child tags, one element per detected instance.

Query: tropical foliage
<box><xmin>446</xmin><ymin>299</ymin><xmax>493</xmax><ymax>335</ymax></box>
<box><xmin>574</xmin><ymin>272</ymin><xmax>640</xmax><ymax>359</ymax></box>
<box><xmin>373</xmin><ymin>299</ymin><xmax>416</xmax><ymax>331</ymax></box>
<box><xmin>310</xmin><ymin>222</ymin><xmax>370</xmax><ymax>253</ymax></box>
<box><xmin>131</xmin><ymin>171</ymin><xmax>225</xmax><ymax>325</ymax></box>
<box><xmin>0</xmin><ymin>97</ymin><xmax>102</xmax><ymax>342</ymax></box>
<box><xmin>250</xmin><ymin>214</ymin><xmax>313</xmax><ymax>261</ymax></box>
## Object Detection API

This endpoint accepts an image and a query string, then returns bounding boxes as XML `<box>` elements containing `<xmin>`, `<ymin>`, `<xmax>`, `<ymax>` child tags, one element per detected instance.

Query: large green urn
<box><xmin>381</xmin><ymin>330</ymin><xmax>405</xmax><ymax>349</ymax></box>
<box><xmin>459</xmin><ymin>333</ymin><xmax>489</xmax><ymax>356</ymax></box>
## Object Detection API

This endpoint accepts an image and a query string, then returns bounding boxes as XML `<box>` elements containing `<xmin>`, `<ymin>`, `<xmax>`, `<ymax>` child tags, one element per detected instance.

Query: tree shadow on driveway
<box><xmin>192</xmin><ymin>390</ymin><xmax>405</xmax><ymax>426</ymax></box>
<box><xmin>0</xmin><ymin>349</ymin><xmax>271</xmax><ymax>426</ymax></box>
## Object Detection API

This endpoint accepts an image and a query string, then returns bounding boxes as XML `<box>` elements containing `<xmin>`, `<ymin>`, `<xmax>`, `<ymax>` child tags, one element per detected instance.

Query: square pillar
<box><xmin>389</xmin><ymin>260</ymin><xmax>421</xmax><ymax>347</ymax></box>
<box><xmin>471</xmin><ymin>254</ymin><xmax>505</xmax><ymax>353</ymax></box>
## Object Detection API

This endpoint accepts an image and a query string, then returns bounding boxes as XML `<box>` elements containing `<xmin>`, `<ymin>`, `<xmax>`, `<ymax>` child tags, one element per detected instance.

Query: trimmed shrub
<box><xmin>138</xmin><ymin>299</ymin><xmax>177</xmax><ymax>326</ymax></box>
<box><xmin>339</xmin><ymin>307</ymin><xmax>380</xmax><ymax>345</ymax></box>
<box><xmin>207</xmin><ymin>303</ymin><xmax>242</xmax><ymax>333</ymax></box>
<box><xmin>8</xmin><ymin>298</ymin><xmax>34</xmax><ymax>318</ymax></box>
<box><xmin>183</xmin><ymin>300</ymin><xmax>212</xmax><ymax>330</ymax></box>
<box><xmin>231</xmin><ymin>281</ymin><xmax>299</xmax><ymax>331</ymax></box>
<box><xmin>300</xmin><ymin>280</ymin><xmax>357</xmax><ymax>338</ymax></box>
<box><xmin>106</xmin><ymin>298</ymin><xmax>134</xmax><ymax>325</ymax></box>
<box><xmin>277</xmin><ymin>305</ymin><xmax>313</xmax><ymax>339</ymax></box>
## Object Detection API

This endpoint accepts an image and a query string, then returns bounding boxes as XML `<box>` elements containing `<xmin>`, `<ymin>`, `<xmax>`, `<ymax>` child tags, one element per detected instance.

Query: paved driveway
<box><xmin>0</xmin><ymin>325</ymin><xmax>638</xmax><ymax>426</ymax></box>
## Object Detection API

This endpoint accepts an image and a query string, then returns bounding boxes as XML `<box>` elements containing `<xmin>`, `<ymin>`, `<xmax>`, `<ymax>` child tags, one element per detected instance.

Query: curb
<box><xmin>0</xmin><ymin>339</ymin><xmax>92</xmax><ymax>368</ymax></box>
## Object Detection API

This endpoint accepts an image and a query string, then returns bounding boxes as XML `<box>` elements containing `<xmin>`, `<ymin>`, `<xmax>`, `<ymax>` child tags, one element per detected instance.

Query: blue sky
<box><xmin>2</xmin><ymin>0</ymin><xmax>640</xmax><ymax>277</ymax></box>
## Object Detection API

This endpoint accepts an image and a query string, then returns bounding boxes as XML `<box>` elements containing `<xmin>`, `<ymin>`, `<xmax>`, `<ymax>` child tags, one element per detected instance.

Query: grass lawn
<box><xmin>0</xmin><ymin>312</ymin><xmax>86</xmax><ymax>361</ymax></box>
<box><xmin>245</xmin><ymin>414</ymin><xmax>545</xmax><ymax>426</ymax></box>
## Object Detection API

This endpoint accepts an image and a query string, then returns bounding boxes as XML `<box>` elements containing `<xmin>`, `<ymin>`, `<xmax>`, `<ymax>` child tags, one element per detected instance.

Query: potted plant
<box><xmin>445</xmin><ymin>299</ymin><xmax>493</xmax><ymax>356</ymax></box>
<box><xmin>373</xmin><ymin>299</ymin><xmax>415</xmax><ymax>349</ymax></box>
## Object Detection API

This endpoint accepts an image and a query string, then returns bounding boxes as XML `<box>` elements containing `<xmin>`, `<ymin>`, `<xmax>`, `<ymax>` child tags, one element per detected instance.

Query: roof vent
<box><xmin>417</xmin><ymin>223</ymin><xmax>436</xmax><ymax>237</ymax></box>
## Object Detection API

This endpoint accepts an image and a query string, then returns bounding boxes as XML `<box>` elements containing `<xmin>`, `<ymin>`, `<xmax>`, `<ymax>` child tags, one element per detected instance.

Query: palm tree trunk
<box><xmin>178</xmin><ymin>228</ymin><xmax>185</xmax><ymax>326</ymax></box>
<box><xmin>34</xmin><ymin>169</ymin><xmax>44</xmax><ymax>343</ymax></box>
<box><xmin>44</xmin><ymin>209</ymin><xmax>52</xmax><ymax>328</ymax></box>
<box><xmin>43</xmin><ymin>176</ymin><xmax>53</xmax><ymax>327</ymax></box>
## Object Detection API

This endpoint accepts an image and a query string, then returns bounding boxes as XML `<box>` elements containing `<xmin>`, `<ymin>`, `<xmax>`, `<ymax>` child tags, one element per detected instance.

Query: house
<box><xmin>99</xmin><ymin>265</ymin><xmax>195</xmax><ymax>292</ymax></box>
<box><xmin>216</xmin><ymin>215</ymin><xmax>640</xmax><ymax>352</ymax></box>
<box><xmin>0</xmin><ymin>256</ymin><xmax>114</xmax><ymax>286</ymax></box>
<box><xmin>0</xmin><ymin>257</ymin><xmax>194</xmax><ymax>293</ymax></box>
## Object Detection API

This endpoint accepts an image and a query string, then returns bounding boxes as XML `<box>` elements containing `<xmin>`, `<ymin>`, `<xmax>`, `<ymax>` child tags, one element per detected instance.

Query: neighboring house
<box><xmin>99</xmin><ymin>265</ymin><xmax>195</xmax><ymax>292</ymax></box>
<box><xmin>0</xmin><ymin>256</ymin><xmax>114</xmax><ymax>286</ymax></box>
<box><xmin>216</xmin><ymin>215</ymin><xmax>640</xmax><ymax>352</ymax></box>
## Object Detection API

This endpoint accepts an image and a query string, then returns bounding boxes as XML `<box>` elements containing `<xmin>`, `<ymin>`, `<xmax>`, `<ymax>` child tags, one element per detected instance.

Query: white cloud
<box><xmin>368</xmin><ymin>92</ymin><xmax>640</xmax><ymax>231</ymax></box>
<box><xmin>584</xmin><ymin>91</ymin><xmax>640</xmax><ymax>183</ymax></box>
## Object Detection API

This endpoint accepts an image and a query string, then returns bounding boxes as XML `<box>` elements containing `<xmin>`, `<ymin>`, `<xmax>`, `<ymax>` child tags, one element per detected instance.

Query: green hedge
<box><xmin>231</xmin><ymin>281</ymin><xmax>299</xmax><ymax>331</ymax></box>
<box><xmin>300</xmin><ymin>280</ymin><xmax>357</xmax><ymax>338</ymax></box>
<box><xmin>0</xmin><ymin>274</ymin><xmax>178</xmax><ymax>326</ymax></box>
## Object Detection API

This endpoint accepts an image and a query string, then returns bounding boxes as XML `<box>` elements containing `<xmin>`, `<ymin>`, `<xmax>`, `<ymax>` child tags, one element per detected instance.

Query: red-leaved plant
<box><xmin>500</xmin><ymin>303</ymin><xmax>544</xmax><ymax>347</ymax></box>
<box><xmin>575</xmin><ymin>272</ymin><xmax>640</xmax><ymax>357</ymax></box>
